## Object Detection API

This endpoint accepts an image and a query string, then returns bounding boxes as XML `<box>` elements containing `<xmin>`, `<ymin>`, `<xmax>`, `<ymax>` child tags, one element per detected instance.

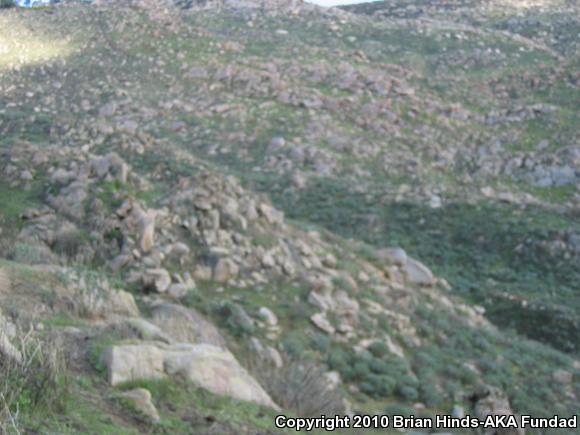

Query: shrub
<box><xmin>253</xmin><ymin>359</ymin><xmax>346</xmax><ymax>417</ymax></box>
<box><xmin>351</xmin><ymin>361</ymin><xmax>371</xmax><ymax>381</ymax></box>
<box><xmin>369</xmin><ymin>358</ymin><xmax>390</xmax><ymax>375</ymax></box>
<box><xmin>419</xmin><ymin>383</ymin><xmax>443</xmax><ymax>408</ymax></box>
<box><xmin>327</xmin><ymin>348</ymin><xmax>349</xmax><ymax>372</ymax></box>
<box><xmin>310</xmin><ymin>332</ymin><xmax>331</xmax><ymax>353</ymax></box>
<box><xmin>0</xmin><ymin>328</ymin><xmax>69</xmax><ymax>432</ymax></box>
<box><xmin>363</xmin><ymin>374</ymin><xmax>396</xmax><ymax>397</ymax></box>
<box><xmin>398</xmin><ymin>385</ymin><xmax>419</xmax><ymax>402</ymax></box>
<box><xmin>282</xmin><ymin>332</ymin><xmax>308</xmax><ymax>359</ymax></box>
<box><xmin>0</xmin><ymin>0</ymin><xmax>14</xmax><ymax>8</ymax></box>
<box><xmin>384</xmin><ymin>404</ymin><xmax>416</xmax><ymax>417</ymax></box>
<box><xmin>367</xmin><ymin>341</ymin><xmax>389</xmax><ymax>358</ymax></box>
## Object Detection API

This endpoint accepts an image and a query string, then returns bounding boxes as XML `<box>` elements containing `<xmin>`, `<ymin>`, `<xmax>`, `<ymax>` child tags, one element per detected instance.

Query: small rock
<box><xmin>553</xmin><ymin>369</ymin><xmax>573</xmax><ymax>384</ymax></box>
<box><xmin>310</xmin><ymin>312</ymin><xmax>335</xmax><ymax>334</ymax></box>
<box><xmin>213</xmin><ymin>258</ymin><xmax>239</xmax><ymax>283</ymax></box>
<box><xmin>258</xmin><ymin>307</ymin><xmax>278</xmax><ymax>327</ymax></box>
<box><xmin>20</xmin><ymin>170</ymin><xmax>33</xmax><ymax>181</ymax></box>
<box><xmin>98</xmin><ymin>101</ymin><xmax>117</xmax><ymax>118</ymax></box>
<box><xmin>137</xmin><ymin>208</ymin><xmax>157</xmax><ymax>253</ymax></box>
<box><xmin>145</xmin><ymin>268</ymin><xmax>172</xmax><ymax>293</ymax></box>
<box><xmin>452</xmin><ymin>405</ymin><xmax>465</xmax><ymax>418</ymax></box>
<box><xmin>117</xmin><ymin>388</ymin><xmax>160</xmax><ymax>424</ymax></box>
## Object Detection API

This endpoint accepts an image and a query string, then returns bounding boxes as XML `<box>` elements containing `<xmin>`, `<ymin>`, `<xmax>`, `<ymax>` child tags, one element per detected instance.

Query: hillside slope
<box><xmin>0</xmin><ymin>0</ymin><xmax>578</xmax><ymax>434</ymax></box>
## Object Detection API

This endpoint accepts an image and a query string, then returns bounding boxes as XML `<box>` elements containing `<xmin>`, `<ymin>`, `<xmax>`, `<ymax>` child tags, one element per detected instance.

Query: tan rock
<box><xmin>192</xmin><ymin>265</ymin><xmax>212</xmax><ymax>281</ymax></box>
<box><xmin>125</xmin><ymin>318</ymin><xmax>172</xmax><ymax>344</ymax></box>
<box><xmin>137</xmin><ymin>209</ymin><xmax>157</xmax><ymax>253</ymax></box>
<box><xmin>213</xmin><ymin>258</ymin><xmax>239</xmax><ymax>283</ymax></box>
<box><xmin>553</xmin><ymin>369</ymin><xmax>573</xmax><ymax>384</ymax></box>
<box><xmin>163</xmin><ymin>343</ymin><xmax>279</xmax><ymax>410</ymax></box>
<box><xmin>108</xmin><ymin>289</ymin><xmax>141</xmax><ymax>318</ymax></box>
<box><xmin>258</xmin><ymin>203</ymin><xmax>283</xmax><ymax>225</ymax></box>
<box><xmin>145</xmin><ymin>268</ymin><xmax>171</xmax><ymax>293</ymax></box>
<box><xmin>378</xmin><ymin>247</ymin><xmax>408</xmax><ymax>267</ymax></box>
<box><xmin>118</xmin><ymin>388</ymin><xmax>160</xmax><ymax>423</ymax></box>
<box><xmin>310</xmin><ymin>312</ymin><xmax>335</xmax><ymax>334</ymax></box>
<box><xmin>403</xmin><ymin>257</ymin><xmax>435</xmax><ymax>286</ymax></box>
<box><xmin>258</xmin><ymin>307</ymin><xmax>278</xmax><ymax>327</ymax></box>
<box><xmin>470</xmin><ymin>385</ymin><xmax>524</xmax><ymax>435</ymax></box>
<box><xmin>101</xmin><ymin>344</ymin><xmax>165</xmax><ymax>386</ymax></box>
<box><xmin>0</xmin><ymin>313</ymin><xmax>22</xmax><ymax>364</ymax></box>
<box><xmin>150</xmin><ymin>303</ymin><xmax>226</xmax><ymax>347</ymax></box>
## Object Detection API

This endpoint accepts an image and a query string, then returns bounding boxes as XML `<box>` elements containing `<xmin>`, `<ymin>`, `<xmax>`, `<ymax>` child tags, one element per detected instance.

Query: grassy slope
<box><xmin>0</xmin><ymin>2</ymin><xmax>579</xmax><ymax>433</ymax></box>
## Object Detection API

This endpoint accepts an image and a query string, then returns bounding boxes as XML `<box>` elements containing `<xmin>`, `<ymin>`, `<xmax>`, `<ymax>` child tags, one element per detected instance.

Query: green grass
<box><xmin>0</xmin><ymin>180</ymin><xmax>44</xmax><ymax>223</ymax></box>
<box><xmin>116</xmin><ymin>378</ymin><xmax>286</xmax><ymax>434</ymax></box>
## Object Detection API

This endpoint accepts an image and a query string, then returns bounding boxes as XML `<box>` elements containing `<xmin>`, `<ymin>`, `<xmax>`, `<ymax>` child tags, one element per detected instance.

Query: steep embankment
<box><xmin>0</xmin><ymin>1</ymin><xmax>578</xmax><ymax>434</ymax></box>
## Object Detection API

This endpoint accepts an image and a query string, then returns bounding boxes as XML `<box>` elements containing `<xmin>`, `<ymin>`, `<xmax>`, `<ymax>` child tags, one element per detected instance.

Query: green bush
<box><xmin>0</xmin><ymin>332</ymin><xmax>69</xmax><ymax>430</ymax></box>
<box><xmin>310</xmin><ymin>332</ymin><xmax>331</xmax><ymax>353</ymax></box>
<box><xmin>384</xmin><ymin>404</ymin><xmax>416</xmax><ymax>417</ymax></box>
<box><xmin>369</xmin><ymin>358</ymin><xmax>390</xmax><ymax>375</ymax></box>
<box><xmin>419</xmin><ymin>383</ymin><xmax>443</xmax><ymax>408</ymax></box>
<box><xmin>398</xmin><ymin>385</ymin><xmax>419</xmax><ymax>402</ymax></box>
<box><xmin>367</xmin><ymin>341</ymin><xmax>389</xmax><ymax>358</ymax></box>
<box><xmin>327</xmin><ymin>348</ymin><xmax>349</xmax><ymax>372</ymax></box>
<box><xmin>282</xmin><ymin>332</ymin><xmax>308</xmax><ymax>359</ymax></box>
<box><xmin>0</xmin><ymin>0</ymin><xmax>14</xmax><ymax>8</ymax></box>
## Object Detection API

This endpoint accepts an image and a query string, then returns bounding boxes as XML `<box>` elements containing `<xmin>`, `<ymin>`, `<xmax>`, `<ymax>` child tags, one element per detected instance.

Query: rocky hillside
<box><xmin>0</xmin><ymin>0</ymin><xmax>578</xmax><ymax>433</ymax></box>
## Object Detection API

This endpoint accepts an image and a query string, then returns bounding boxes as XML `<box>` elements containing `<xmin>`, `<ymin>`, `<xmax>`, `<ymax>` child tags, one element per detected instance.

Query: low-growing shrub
<box><xmin>213</xmin><ymin>301</ymin><xmax>255</xmax><ymax>337</ymax></box>
<box><xmin>282</xmin><ymin>331</ymin><xmax>309</xmax><ymax>358</ymax></box>
<box><xmin>252</xmin><ymin>359</ymin><xmax>346</xmax><ymax>417</ymax></box>
<box><xmin>0</xmin><ymin>328</ymin><xmax>69</xmax><ymax>432</ymax></box>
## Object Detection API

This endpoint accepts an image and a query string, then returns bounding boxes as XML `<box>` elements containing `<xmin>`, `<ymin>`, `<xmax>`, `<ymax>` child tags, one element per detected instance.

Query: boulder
<box><xmin>136</xmin><ymin>208</ymin><xmax>157</xmax><ymax>253</ymax></box>
<box><xmin>402</xmin><ymin>258</ymin><xmax>435</xmax><ymax>286</ymax></box>
<box><xmin>213</xmin><ymin>258</ymin><xmax>239</xmax><ymax>283</ymax></box>
<box><xmin>258</xmin><ymin>307</ymin><xmax>278</xmax><ymax>327</ymax></box>
<box><xmin>310</xmin><ymin>312</ymin><xmax>335</xmax><ymax>334</ymax></box>
<box><xmin>105</xmin><ymin>289</ymin><xmax>141</xmax><ymax>318</ymax></box>
<box><xmin>101</xmin><ymin>344</ymin><xmax>165</xmax><ymax>386</ymax></box>
<box><xmin>0</xmin><ymin>316</ymin><xmax>22</xmax><ymax>364</ymax></box>
<box><xmin>162</xmin><ymin>343</ymin><xmax>279</xmax><ymax>409</ymax></box>
<box><xmin>258</xmin><ymin>203</ymin><xmax>283</xmax><ymax>225</ymax></box>
<box><xmin>469</xmin><ymin>385</ymin><xmax>524</xmax><ymax>435</ymax></box>
<box><xmin>378</xmin><ymin>247</ymin><xmax>407</xmax><ymax>267</ymax></box>
<box><xmin>125</xmin><ymin>318</ymin><xmax>172</xmax><ymax>343</ymax></box>
<box><xmin>117</xmin><ymin>388</ymin><xmax>160</xmax><ymax>423</ymax></box>
<box><xmin>552</xmin><ymin>369</ymin><xmax>573</xmax><ymax>384</ymax></box>
<box><xmin>144</xmin><ymin>268</ymin><xmax>172</xmax><ymax>293</ymax></box>
<box><xmin>150</xmin><ymin>303</ymin><xmax>226</xmax><ymax>347</ymax></box>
